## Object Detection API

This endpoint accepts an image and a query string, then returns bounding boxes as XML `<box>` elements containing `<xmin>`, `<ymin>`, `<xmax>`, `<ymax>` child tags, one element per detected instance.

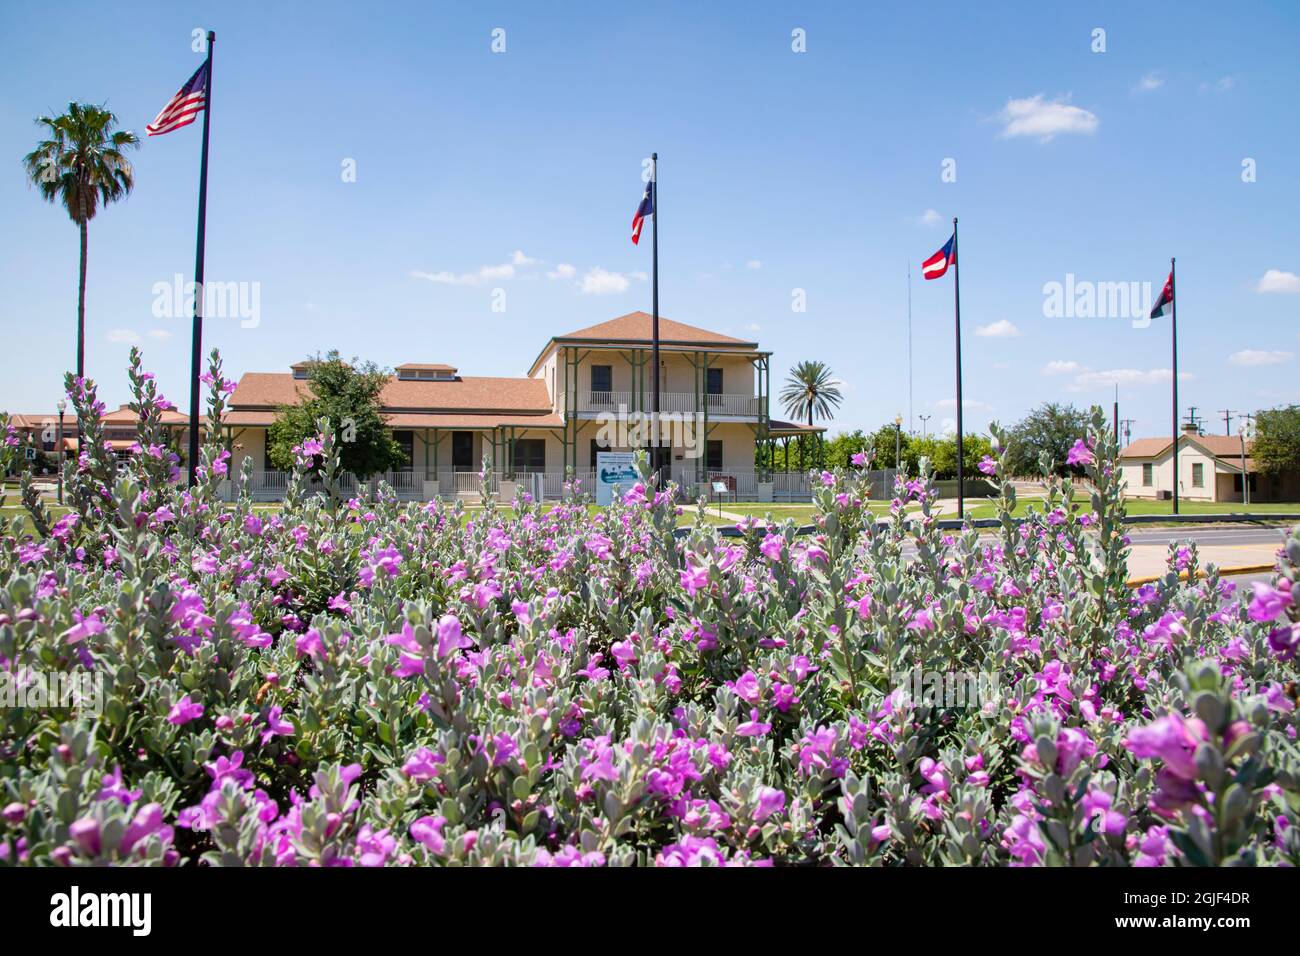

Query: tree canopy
<box><xmin>266</xmin><ymin>352</ymin><xmax>405</xmax><ymax>478</ymax></box>
<box><xmin>1253</xmin><ymin>405</ymin><xmax>1300</xmax><ymax>475</ymax></box>
<box><xmin>1003</xmin><ymin>402</ymin><xmax>1092</xmax><ymax>477</ymax></box>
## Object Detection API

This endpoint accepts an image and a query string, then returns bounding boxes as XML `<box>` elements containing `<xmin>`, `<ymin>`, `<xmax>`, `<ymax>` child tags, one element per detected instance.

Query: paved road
<box><xmin>1121</xmin><ymin>525</ymin><xmax>1292</xmax><ymax>548</ymax></box>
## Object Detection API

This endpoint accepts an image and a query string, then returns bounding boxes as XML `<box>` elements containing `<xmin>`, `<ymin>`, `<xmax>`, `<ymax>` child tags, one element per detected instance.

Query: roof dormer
<box><xmin>395</xmin><ymin>363</ymin><xmax>459</xmax><ymax>381</ymax></box>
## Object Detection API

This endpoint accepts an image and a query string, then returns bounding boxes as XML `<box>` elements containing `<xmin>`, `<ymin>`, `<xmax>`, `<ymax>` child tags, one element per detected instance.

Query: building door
<box><xmin>452</xmin><ymin>431</ymin><xmax>474</xmax><ymax>471</ymax></box>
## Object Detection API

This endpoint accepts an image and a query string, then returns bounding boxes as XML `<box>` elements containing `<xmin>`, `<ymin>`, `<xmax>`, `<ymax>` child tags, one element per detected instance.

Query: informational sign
<box><xmin>595</xmin><ymin>451</ymin><xmax>639</xmax><ymax>506</ymax></box>
<box><xmin>711</xmin><ymin>481</ymin><xmax>729</xmax><ymax>496</ymax></box>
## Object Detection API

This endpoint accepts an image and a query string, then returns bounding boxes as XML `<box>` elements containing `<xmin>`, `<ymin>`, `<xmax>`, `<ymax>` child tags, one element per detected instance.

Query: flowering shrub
<box><xmin>1</xmin><ymin>352</ymin><xmax>1298</xmax><ymax>867</ymax></box>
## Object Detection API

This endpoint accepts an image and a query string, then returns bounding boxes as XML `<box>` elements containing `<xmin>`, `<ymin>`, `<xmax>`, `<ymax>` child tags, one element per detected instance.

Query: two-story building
<box><xmin>221</xmin><ymin>312</ymin><xmax>824</xmax><ymax>501</ymax></box>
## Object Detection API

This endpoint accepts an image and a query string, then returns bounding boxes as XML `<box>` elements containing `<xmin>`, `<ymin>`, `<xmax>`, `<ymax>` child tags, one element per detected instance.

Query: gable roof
<box><xmin>528</xmin><ymin>311</ymin><xmax>760</xmax><ymax>374</ymax></box>
<box><xmin>1120</xmin><ymin>434</ymin><xmax>1252</xmax><ymax>461</ymax></box>
<box><xmin>557</xmin><ymin>311</ymin><xmax>755</xmax><ymax>347</ymax></box>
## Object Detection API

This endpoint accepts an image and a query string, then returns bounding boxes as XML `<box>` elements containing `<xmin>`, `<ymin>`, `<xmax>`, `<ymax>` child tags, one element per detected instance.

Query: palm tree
<box><xmin>24</xmin><ymin>103</ymin><xmax>140</xmax><ymax>380</ymax></box>
<box><xmin>780</xmin><ymin>360</ymin><xmax>844</xmax><ymax>426</ymax></box>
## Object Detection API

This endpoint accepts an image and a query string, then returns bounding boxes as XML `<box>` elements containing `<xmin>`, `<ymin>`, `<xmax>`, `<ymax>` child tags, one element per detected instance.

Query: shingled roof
<box><xmin>226</xmin><ymin>372</ymin><xmax>553</xmax><ymax>417</ymax></box>
<box><xmin>1120</xmin><ymin>434</ymin><xmax>1253</xmax><ymax>460</ymax></box>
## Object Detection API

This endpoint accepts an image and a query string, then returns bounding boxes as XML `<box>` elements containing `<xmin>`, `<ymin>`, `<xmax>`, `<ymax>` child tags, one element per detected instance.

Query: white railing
<box><xmin>577</xmin><ymin>391</ymin><xmax>632</xmax><ymax>412</ymax></box>
<box><xmin>576</xmin><ymin>391</ymin><xmax>760</xmax><ymax>417</ymax></box>
<box><xmin>772</xmin><ymin>472</ymin><xmax>811</xmax><ymax>501</ymax></box>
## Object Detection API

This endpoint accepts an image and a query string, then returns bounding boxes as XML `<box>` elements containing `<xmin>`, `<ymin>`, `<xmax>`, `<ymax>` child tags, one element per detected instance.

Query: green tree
<box><xmin>779</xmin><ymin>361</ymin><xmax>843</xmax><ymax>426</ymax></box>
<box><xmin>1004</xmin><ymin>402</ymin><xmax>1091</xmax><ymax>477</ymax></box>
<box><xmin>267</xmin><ymin>352</ymin><xmax>405</xmax><ymax>478</ymax></box>
<box><xmin>824</xmin><ymin>429</ymin><xmax>869</xmax><ymax>469</ymax></box>
<box><xmin>23</xmin><ymin>103</ymin><xmax>139</xmax><ymax>379</ymax></box>
<box><xmin>1253</xmin><ymin>405</ymin><xmax>1300</xmax><ymax>475</ymax></box>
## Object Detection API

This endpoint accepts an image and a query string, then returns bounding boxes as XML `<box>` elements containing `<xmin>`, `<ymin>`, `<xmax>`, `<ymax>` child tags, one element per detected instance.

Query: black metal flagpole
<box><xmin>952</xmin><ymin>217</ymin><xmax>964</xmax><ymax>520</ymax></box>
<box><xmin>187</xmin><ymin>31</ymin><xmax>215</xmax><ymax>486</ymax></box>
<box><xmin>651</xmin><ymin>152</ymin><xmax>661</xmax><ymax>484</ymax></box>
<box><xmin>1170</xmin><ymin>255</ymin><xmax>1178</xmax><ymax>515</ymax></box>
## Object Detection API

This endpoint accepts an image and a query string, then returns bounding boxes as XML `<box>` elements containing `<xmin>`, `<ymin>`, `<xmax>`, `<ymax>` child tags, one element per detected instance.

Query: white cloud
<box><xmin>1200</xmin><ymin>76</ymin><xmax>1235</xmax><ymax>93</ymax></box>
<box><xmin>744</xmin><ymin>323</ymin><xmax>761</xmax><ymax>333</ymax></box>
<box><xmin>411</xmin><ymin>250</ymin><xmax>538</xmax><ymax>286</ymax></box>
<box><xmin>146</xmin><ymin>329</ymin><xmax>172</xmax><ymax>341</ymax></box>
<box><xmin>546</xmin><ymin>263</ymin><xmax>576</xmax><ymax>280</ymax></box>
<box><xmin>996</xmin><ymin>94</ymin><xmax>1099</xmax><ymax>142</ymax></box>
<box><xmin>630</xmin><ymin>271</ymin><xmax>648</xmax><ymax>282</ymax></box>
<box><xmin>1135</xmin><ymin>71</ymin><xmax>1164</xmax><ymax>92</ymax></box>
<box><xmin>916</xmin><ymin>209</ymin><xmax>942</xmax><ymax>226</ymax></box>
<box><xmin>1256</xmin><ymin>269</ymin><xmax>1300</xmax><ymax>294</ymax></box>
<box><xmin>1042</xmin><ymin>360</ymin><xmax>1082</xmax><ymax>375</ymax></box>
<box><xmin>1229</xmin><ymin>349</ymin><xmax>1294</xmax><ymax>367</ymax></box>
<box><xmin>411</xmin><ymin>264</ymin><xmax>515</xmax><ymax>286</ymax></box>
<box><xmin>579</xmin><ymin>267</ymin><xmax>631</xmax><ymax>295</ymax></box>
<box><xmin>974</xmin><ymin>319</ymin><xmax>1021</xmax><ymax>338</ymax></box>
<box><xmin>745</xmin><ymin>259</ymin><xmax>762</xmax><ymax>270</ymax></box>
<box><xmin>107</xmin><ymin>329</ymin><xmax>140</xmax><ymax>344</ymax></box>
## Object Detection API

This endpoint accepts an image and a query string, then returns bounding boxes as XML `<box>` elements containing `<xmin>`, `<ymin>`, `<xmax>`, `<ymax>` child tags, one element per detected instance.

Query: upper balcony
<box><xmin>574</xmin><ymin>390</ymin><xmax>762</xmax><ymax>419</ymax></box>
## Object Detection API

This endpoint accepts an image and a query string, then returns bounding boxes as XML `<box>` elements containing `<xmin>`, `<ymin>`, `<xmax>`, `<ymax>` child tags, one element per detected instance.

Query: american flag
<box><xmin>146</xmin><ymin>61</ymin><xmax>209</xmax><ymax>136</ymax></box>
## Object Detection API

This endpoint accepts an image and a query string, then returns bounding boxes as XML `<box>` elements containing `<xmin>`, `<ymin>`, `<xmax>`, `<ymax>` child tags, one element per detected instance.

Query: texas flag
<box><xmin>1149</xmin><ymin>270</ymin><xmax>1174</xmax><ymax>319</ymax></box>
<box><xmin>922</xmin><ymin>234</ymin><xmax>956</xmax><ymax>280</ymax></box>
<box><xmin>631</xmin><ymin>179</ymin><xmax>654</xmax><ymax>244</ymax></box>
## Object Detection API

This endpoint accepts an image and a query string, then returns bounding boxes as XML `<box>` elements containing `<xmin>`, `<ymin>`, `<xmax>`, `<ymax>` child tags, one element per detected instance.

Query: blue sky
<box><xmin>2</xmin><ymin>1</ymin><xmax>1297</xmax><ymax>440</ymax></box>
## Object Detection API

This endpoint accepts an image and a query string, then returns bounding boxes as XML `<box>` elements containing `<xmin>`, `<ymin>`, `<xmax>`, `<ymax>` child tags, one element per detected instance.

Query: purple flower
<box><xmin>1124</xmin><ymin>713</ymin><xmax>1205</xmax><ymax>782</ymax></box>
<box><xmin>260</xmin><ymin>706</ymin><xmax>295</xmax><ymax>746</ymax></box>
<box><xmin>167</xmin><ymin>695</ymin><xmax>205</xmax><ymax>726</ymax></box>
<box><xmin>977</xmin><ymin>455</ymin><xmax>997</xmax><ymax>476</ymax></box>
<box><xmin>753</xmin><ymin>787</ymin><xmax>786</xmax><ymax>823</ymax></box>
<box><xmin>1066</xmin><ymin>438</ymin><xmax>1094</xmax><ymax>467</ymax></box>
<box><xmin>1248</xmin><ymin>581</ymin><xmax>1292</xmax><ymax>623</ymax></box>
<box><xmin>437</xmin><ymin>614</ymin><xmax>474</xmax><ymax>659</ymax></box>
<box><xmin>68</xmin><ymin>816</ymin><xmax>102</xmax><ymax>857</ymax></box>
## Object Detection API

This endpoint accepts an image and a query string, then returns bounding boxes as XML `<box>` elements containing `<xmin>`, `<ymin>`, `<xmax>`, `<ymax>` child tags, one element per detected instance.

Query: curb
<box><xmin>1125</xmin><ymin>563</ymin><xmax>1276</xmax><ymax>587</ymax></box>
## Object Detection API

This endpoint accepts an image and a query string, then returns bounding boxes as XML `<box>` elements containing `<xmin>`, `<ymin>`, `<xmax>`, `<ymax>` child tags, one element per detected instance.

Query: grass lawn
<box><xmin>718</xmin><ymin>498</ymin><xmax>1300</xmax><ymax>524</ymax></box>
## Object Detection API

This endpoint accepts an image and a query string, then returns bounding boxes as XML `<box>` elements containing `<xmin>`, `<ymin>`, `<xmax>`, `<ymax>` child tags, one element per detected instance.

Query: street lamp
<box><xmin>56</xmin><ymin>399</ymin><xmax>66</xmax><ymax>506</ymax></box>
<box><xmin>894</xmin><ymin>414</ymin><xmax>903</xmax><ymax>470</ymax></box>
<box><xmin>918</xmin><ymin>413</ymin><xmax>932</xmax><ymax>438</ymax></box>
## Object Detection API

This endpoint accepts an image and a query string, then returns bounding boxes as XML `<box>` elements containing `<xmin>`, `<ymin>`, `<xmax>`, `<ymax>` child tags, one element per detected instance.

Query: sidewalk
<box><xmin>1125</xmin><ymin>542</ymin><xmax>1279</xmax><ymax>582</ymax></box>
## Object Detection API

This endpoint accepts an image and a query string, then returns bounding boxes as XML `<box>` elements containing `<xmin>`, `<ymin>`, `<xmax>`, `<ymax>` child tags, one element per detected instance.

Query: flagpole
<box><xmin>1170</xmin><ymin>255</ymin><xmax>1178</xmax><ymax>515</ymax></box>
<box><xmin>651</xmin><ymin>152</ymin><xmax>661</xmax><ymax>484</ymax></box>
<box><xmin>907</xmin><ymin>260</ymin><xmax>913</xmax><ymax>434</ymax></box>
<box><xmin>952</xmin><ymin>217</ymin><xmax>964</xmax><ymax>521</ymax></box>
<box><xmin>187</xmin><ymin>31</ymin><xmax>215</xmax><ymax>486</ymax></box>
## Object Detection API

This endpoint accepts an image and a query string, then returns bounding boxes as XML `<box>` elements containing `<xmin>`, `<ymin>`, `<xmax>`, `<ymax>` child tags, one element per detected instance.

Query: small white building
<box><xmin>1118</xmin><ymin>424</ymin><xmax>1294</xmax><ymax>502</ymax></box>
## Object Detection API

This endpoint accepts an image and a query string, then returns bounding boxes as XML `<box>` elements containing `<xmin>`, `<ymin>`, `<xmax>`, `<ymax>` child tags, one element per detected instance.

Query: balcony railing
<box><xmin>575</xmin><ymin>391</ymin><xmax>761</xmax><ymax>417</ymax></box>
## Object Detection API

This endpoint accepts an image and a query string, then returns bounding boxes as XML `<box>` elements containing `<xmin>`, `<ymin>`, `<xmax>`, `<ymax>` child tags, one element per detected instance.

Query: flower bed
<box><xmin>1</xmin><ymin>350</ymin><xmax>1297</xmax><ymax>867</ymax></box>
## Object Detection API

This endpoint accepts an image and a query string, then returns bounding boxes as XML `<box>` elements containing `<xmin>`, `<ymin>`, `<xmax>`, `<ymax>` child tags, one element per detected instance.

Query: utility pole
<box><xmin>1219</xmin><ymin>409</ymin><xmax>1234</xmax><ymax>435</ymax></box>
<box><xmin>1119</xmin><ymin>418</ymin><xmax>1137</xmax><ymax>448</ymax></box>
<box><xmin>1183</xmin><ymin>406</ymin><xmax>1202</xmax><ymax>434</ymax></box>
